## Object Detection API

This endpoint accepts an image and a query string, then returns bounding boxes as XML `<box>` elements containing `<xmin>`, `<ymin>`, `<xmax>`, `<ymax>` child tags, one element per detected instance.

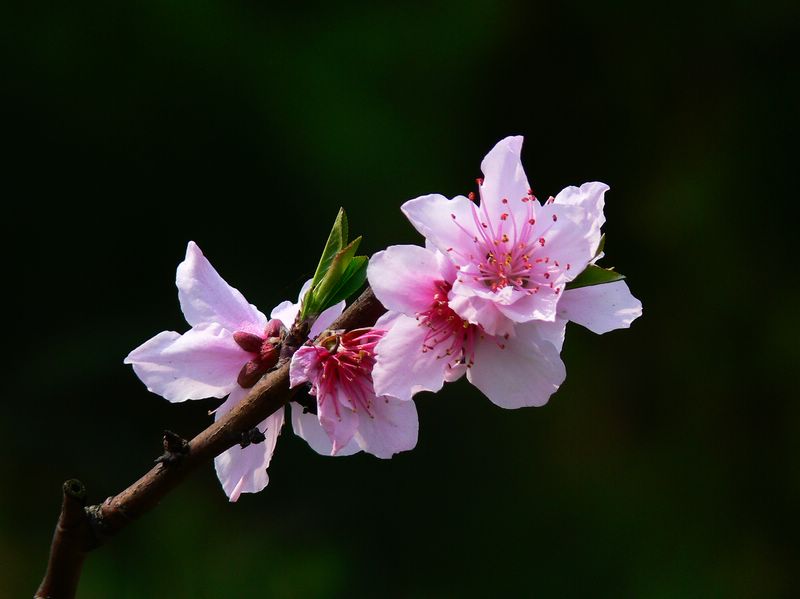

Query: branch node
<box><xmin>154</xmin><ymin>430</ymin><xmax>190</xmax><ymax>465</ymax></box>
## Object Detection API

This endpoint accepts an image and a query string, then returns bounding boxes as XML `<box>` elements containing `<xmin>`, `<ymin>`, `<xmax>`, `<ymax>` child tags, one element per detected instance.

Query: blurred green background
<box><xmin>4</xmin><ymin>0</ymin><xmax>799</xmax><ymax>597</ymax></box>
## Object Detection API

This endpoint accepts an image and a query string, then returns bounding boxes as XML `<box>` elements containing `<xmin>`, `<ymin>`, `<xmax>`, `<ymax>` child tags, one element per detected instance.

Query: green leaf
<box><xmin>309</xmin><ymin>208</ymin><xmax>349</xmax><ymax>291</ymax></box>
<box><xmin>302</xmin><ymin>237</ymin><xmax>362</xmax><ymax>318</ymax></box>
<box><xmin>565</xmin><ymin>264</ymin><xmax>625</xmax><ymax>290</ymax></box>
<box><xmin>327</xmin><ymin>255</ymin><xmax>368</xmax><ymax>306</ymax></box>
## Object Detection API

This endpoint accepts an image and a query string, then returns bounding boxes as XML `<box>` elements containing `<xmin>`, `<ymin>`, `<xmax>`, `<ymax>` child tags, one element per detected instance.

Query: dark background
<box><xmin>4</xmin><ymin>1</ymin><xmax>799</xmax><ymax>597</ymax></box>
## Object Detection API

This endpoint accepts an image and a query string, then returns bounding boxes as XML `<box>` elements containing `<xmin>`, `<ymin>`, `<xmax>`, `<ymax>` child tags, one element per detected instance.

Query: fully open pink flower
<box><xmin>125</xmin><ymin>241</ymin><xmax>343</xmax><ymax>500</ymax></box>
<box><xmin>289</xmin><ymin>324</ymin><xmax>418</xmax><ymax>458</ymax></box>
<box><xmin>401</xmin><ymin>136</ymin><xmax>604</xmax><ymax>335</ymax></box>
<box><xmin>368</xmin><ymin>244</ymin><xmax>568</xmax><ymax>408</ymax></box>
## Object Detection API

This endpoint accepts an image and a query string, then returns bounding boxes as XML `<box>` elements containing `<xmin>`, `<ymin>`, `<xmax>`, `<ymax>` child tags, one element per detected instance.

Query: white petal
<box><xmin>557</xmin><ymin>280</ymin><xmax>642</xmax><ymax>334</ymax></box>
<box><xmin>368</xmin><ymin>245</ymin><xmax>450</xmax><ymax>315</ymax></box>
<box><xmin>176</xmin><ymin>241</ymin><xmax>267</xmax><ymax>332</ymax></box>
<box><xmin>372</xmin><ymin>315</ymin><xmax>451</xmax><ymax>401</ymax></box>
<box><xmin>290</xmin><ymin>403</ymin><xmax>360</xmax><ymax>456</ymax></box>
<box><xmin>353</xmin><ymin>396</ymin><xmax>419</xmax><ymax>458</ymax></box>
<box><xmin>467</xmin><ymin>323</ymin><xmax>566</xmax><ymax>409</ymax></box>
<box><xmin>124</xmin><ymin>324</ymin><xmax>245</xmax><ymax>402</ymax></box>
<box><xmin>213</xmin><ymin>387</ymin><xmax>285</xmax><ymax>501</ymax></box>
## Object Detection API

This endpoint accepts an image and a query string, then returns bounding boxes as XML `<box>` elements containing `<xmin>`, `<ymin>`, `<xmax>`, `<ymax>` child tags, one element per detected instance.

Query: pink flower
<box><xmin>289</xmin><ymin>323</ymin><xmax>419</xmax><ymax>458</ymax></box>
<box><xmin>367</xmin><ymin>244</ymin><xmax>568</xmax><ymax>408</ymax></box>
<box><xmin>401</xmin><ymin>136</ymin><xmax>605</xmax><ymax>335</ymax></box>
<box><xmin>125</xmin><ymin>241</ymin><xmax>343</xmax><ymax>501</ymax></box>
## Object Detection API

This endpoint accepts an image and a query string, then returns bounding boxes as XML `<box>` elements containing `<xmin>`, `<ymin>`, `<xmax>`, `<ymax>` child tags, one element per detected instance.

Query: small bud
<box><xmin>237</xmin><ymin>360</ymin><xmax>269</xmax><ymax>388</ymax></box>
<box><xmin>233</xmin><ymin>331</ymin><xmax>263</xmax><ymax>353</ymax></box>
<box><xmin>259</xmin><ymin>343</ymin><xmax>279</xmax><ymax>369</ymax></box>
<box><xmin>264</xmin><ymin>319</ymin><xmax>284</xmax><ymax>338</ymax></box>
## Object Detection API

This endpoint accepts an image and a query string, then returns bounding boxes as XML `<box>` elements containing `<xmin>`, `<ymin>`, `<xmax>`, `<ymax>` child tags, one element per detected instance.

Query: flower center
<box><xmin>416</xmin><ymin>281</ymin><xmax>481</xmax><ymax>368</ymax></box>
<box><xmin>314</xmin><ymin>329</ymin><xmax>384</xmax><ymax>418</ymax></box>
<box><xmin>447</xmin><ymin>192</ymin><xmax>568</xmax><ymax>295</ymax></box>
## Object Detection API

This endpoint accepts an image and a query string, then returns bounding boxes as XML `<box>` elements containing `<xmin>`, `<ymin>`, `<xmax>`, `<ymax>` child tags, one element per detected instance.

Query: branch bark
<box><xmin>35</xmin><ymin>287</ymin><xmax>385</xmax><ymax>599</ymax></box>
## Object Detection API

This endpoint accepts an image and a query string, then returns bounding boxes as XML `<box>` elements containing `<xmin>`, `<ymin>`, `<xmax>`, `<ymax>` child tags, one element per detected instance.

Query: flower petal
<box><xmin>318</xmin><ymin>390</ymin><xmax>360</xmax><ymax>455</ymax></box>
<box><xmin>532</xmin><ymin>203</ymin><xmax>597</xmax><ymax>285</ymax></box>
<box><xmin>290</xmin><ymin>403</ymin><xmax>360</xmax><ymax>456</ymax></box>
<box><xmin>289</xmin><ymin>346</ymin><xmax>322</xmax><ymax>389</ymax></box>
<box><xmin>176</xmin><ymin>241</ymin><xmax>267</xmax><ymax>332</ymax></box>
<box><xmin>213</xmin><ymin>386</ymin><xmax>285</xmax><ymax>501</ymax></box>
<box><xmin>124</xmin><ymin>323</ymin><xmax>245</xmax><ymax>402</ymax></box>
<box><xmin>479</xmin><ymin>135</ymin><xmax>531</xmax><ymax>223</ymax></box>
<box><xmin>309</xmin><ymin>300</ymin><xmax>345</xmax><ymax>338</ymax></box>
<box><xmin>554</xmin><ymin>182</ymin><xmax>608</xmax><ymax>253</ymax></box>
<box><xmin>557</xmin><ymin>280</ymin><xmax>642</xmax><ymax>334</ymax></box>
<box><xmin>448</xmin><ymin>293</ymin><xmax>518</xmax><ymax>337</ymax></box>
<box><xmin>467</xmin><ymin>322</ymin><xmax>566</xmax><ymax>408</ymax></box>
<box><xmin>401</xmin><ymin>193</ymin><xmax>478</xmax><ymax>260</ymax></box>
<box><xmin>352</xmin><ymin>396</ymin><xmax>419</xmax><ymax>458</ymax></box>
<box><xmin>368</xmin><ymin>245</ymin><xmax>449</xmax><ymax>315</ymax></box>
<box><xmin>372</xmin><ymin>315</ymin><xmax>451</xmax><ymax>401</ymax></box>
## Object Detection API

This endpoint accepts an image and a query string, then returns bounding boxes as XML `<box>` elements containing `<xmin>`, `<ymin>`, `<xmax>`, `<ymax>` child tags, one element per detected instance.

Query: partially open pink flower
<box><xmin>289</xmin><ymin>324</ymin><xmax>418</xmax><ymax>458</ymax></box>
<box><xmin>401</xmin><ymin>136</ymin><xmax>604</xmax><ymax>335</ymax></box>
<box><xmin>368</xmin><ymin>244</ymin><xmax>567</xmax><ymax>408</ymax></box>
<box><xmin>125</xmin><ymin>241</ymin><xmax>343</xmax><ymax>500</ymax></box>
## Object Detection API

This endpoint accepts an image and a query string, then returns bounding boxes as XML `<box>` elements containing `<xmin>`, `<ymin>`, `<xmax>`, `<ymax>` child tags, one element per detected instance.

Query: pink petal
<box><xmin>269</xmin><ymin>279</ymin><xmax>312</xmax><ymax>329</ymax></box>
<box><xmin>288</xmin><ymin>346</ymin><xmax>322</xmax><ymax>389</ymax></box>
<box><xmin>368</xmin><ymin>245</ymin><xmax>449</xmax><ymax>315</ymax></box>
<box><xmin>401</xmin><ymin>193</ymin><xmax>478</xmax><ymax>260</ymax></box>
<box><xmin>557</xmin><ymin>280</ymin><xmax>642</xmax><ymax>334</ymax></box>
<box><xmin>176</xmin><ymin>241</ymin><xmax>267</xmax><ymax>332</ymax></box>
<box><xmin>493</xmin><ymin>291</ymin><xmax>560</xmax><ymax>324</ymax></box>
<box><xmin>318</xmin><ymin>392</ymin><xmax>360</xmax><ymax>455</ymax></box>
<box><xmin>467</xmin><ymin>322</ymin><xmax>566</xmax><ymax>409</ymax></box>
<box><xmin>124</xmin><ymin>323</ymin><xmax>246</xmax><ymax>402</ymax></box>
<box><xmin>479</xmin><ymin>135</ymin><xmax>531</xmax><ymax>224</ymax></box>
<box><xmin>533</xmin><ymin>319</ymin><xmax>568</xmax><ymax>352</ymax></box>
<box><xmin>352</xmin><ymin>396</ymin><xmax>418</xmax><ymax>458</ymax></box>
<box><xmin>448</xmin><ymin>294</ymin><xmax>518</xmax><ymax>337</ymax></box>
<box><xmin>532</xmin><ymin>203</ymin><xmax>597</xmax><ymax>285</ymax></box>
<box><xmin>213</xmin><ymin>386</ymin><xmax>285</xmax><ymax>501</ymax></box>
<box><xmin>372</xmin><ymin>314</ymin><xmax>452</xmax><ymax>401</ymax></box>
<box><xmin>554</xmin><ymin>182</ymin><xmax>608</xmax><ymax>254</ymax></box>
<box><xmin>310</xmin><ymin>300</ymin><xmax>346</xmax><ymax>338</ymax></box>
<box><xmin>290</xmin><ymin>404</ymin><xmax>360</xmax><ymax>456</ymax></box>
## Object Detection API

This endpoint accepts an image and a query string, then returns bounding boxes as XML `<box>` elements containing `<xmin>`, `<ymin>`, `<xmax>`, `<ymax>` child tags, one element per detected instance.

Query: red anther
<box><xmin>544</xmin><ymin>272</ymin><xmax>550</xmax><ymax>279</ymax></box>
<box><xmin>552</xmin><ymin>214</ymin><xmax>558</xmax><ymax>222</ymax></box>
<box><xmin>501</xmin><ymin>198</ymin><xmax>508</xmax><ymax>204</ymax></box>
<box><xmin>233</xmin><ymin>331</ymin><xmax>263</xmax><ymax>353</ymax></box>
<box><xmin>451</xmin><ymin>213</ymin><xmax>457</xmax><ymax>219</ymax></box>
<box><xmin>527</xmin><ymin>188</ymin><xmax>534</xmax><ymax>195</ymax></box>
<box><xmin>468</xmin><ymin>192</ymin><xmax>476</xmax><ymax>201</ymax></box>
<box><xmin>566</xmin><ymin>263</ymin><xmax>571</xmax><ymax>270</ymax></box>
<box><xmin>528</xmin><ymin>218</ymin><xmax>535</xmax><ymax>225</ymax></box>
<box><xmin>500</xmin><ymin>213</ymin><xmax>509</xmax><ymax>220</ymax></box>
<box><xmin>237</xmin><ymin>360</ymin><xmax>269</xmax><ymax>389</ymax></box>
<box><xmin>476</xmin><ymin>177</ymin><xmax>484</xmax><ymax>185</ymax></box>
<box><xmin>481</xmin><ymin>222</ymin><xmax>488</xmax><ymax>228</ymax></box>
<box><xmin>539</xmin><ymin>237</ymin><xmax>546</xmax><ymax>246</ymax></box>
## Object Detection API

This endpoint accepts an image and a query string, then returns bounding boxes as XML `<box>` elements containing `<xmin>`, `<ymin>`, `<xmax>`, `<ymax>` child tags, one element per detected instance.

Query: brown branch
<box><xmin>35</xmin><ymin>287</ymin><xmax>385</xmax><ymax>599</ymax></box>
